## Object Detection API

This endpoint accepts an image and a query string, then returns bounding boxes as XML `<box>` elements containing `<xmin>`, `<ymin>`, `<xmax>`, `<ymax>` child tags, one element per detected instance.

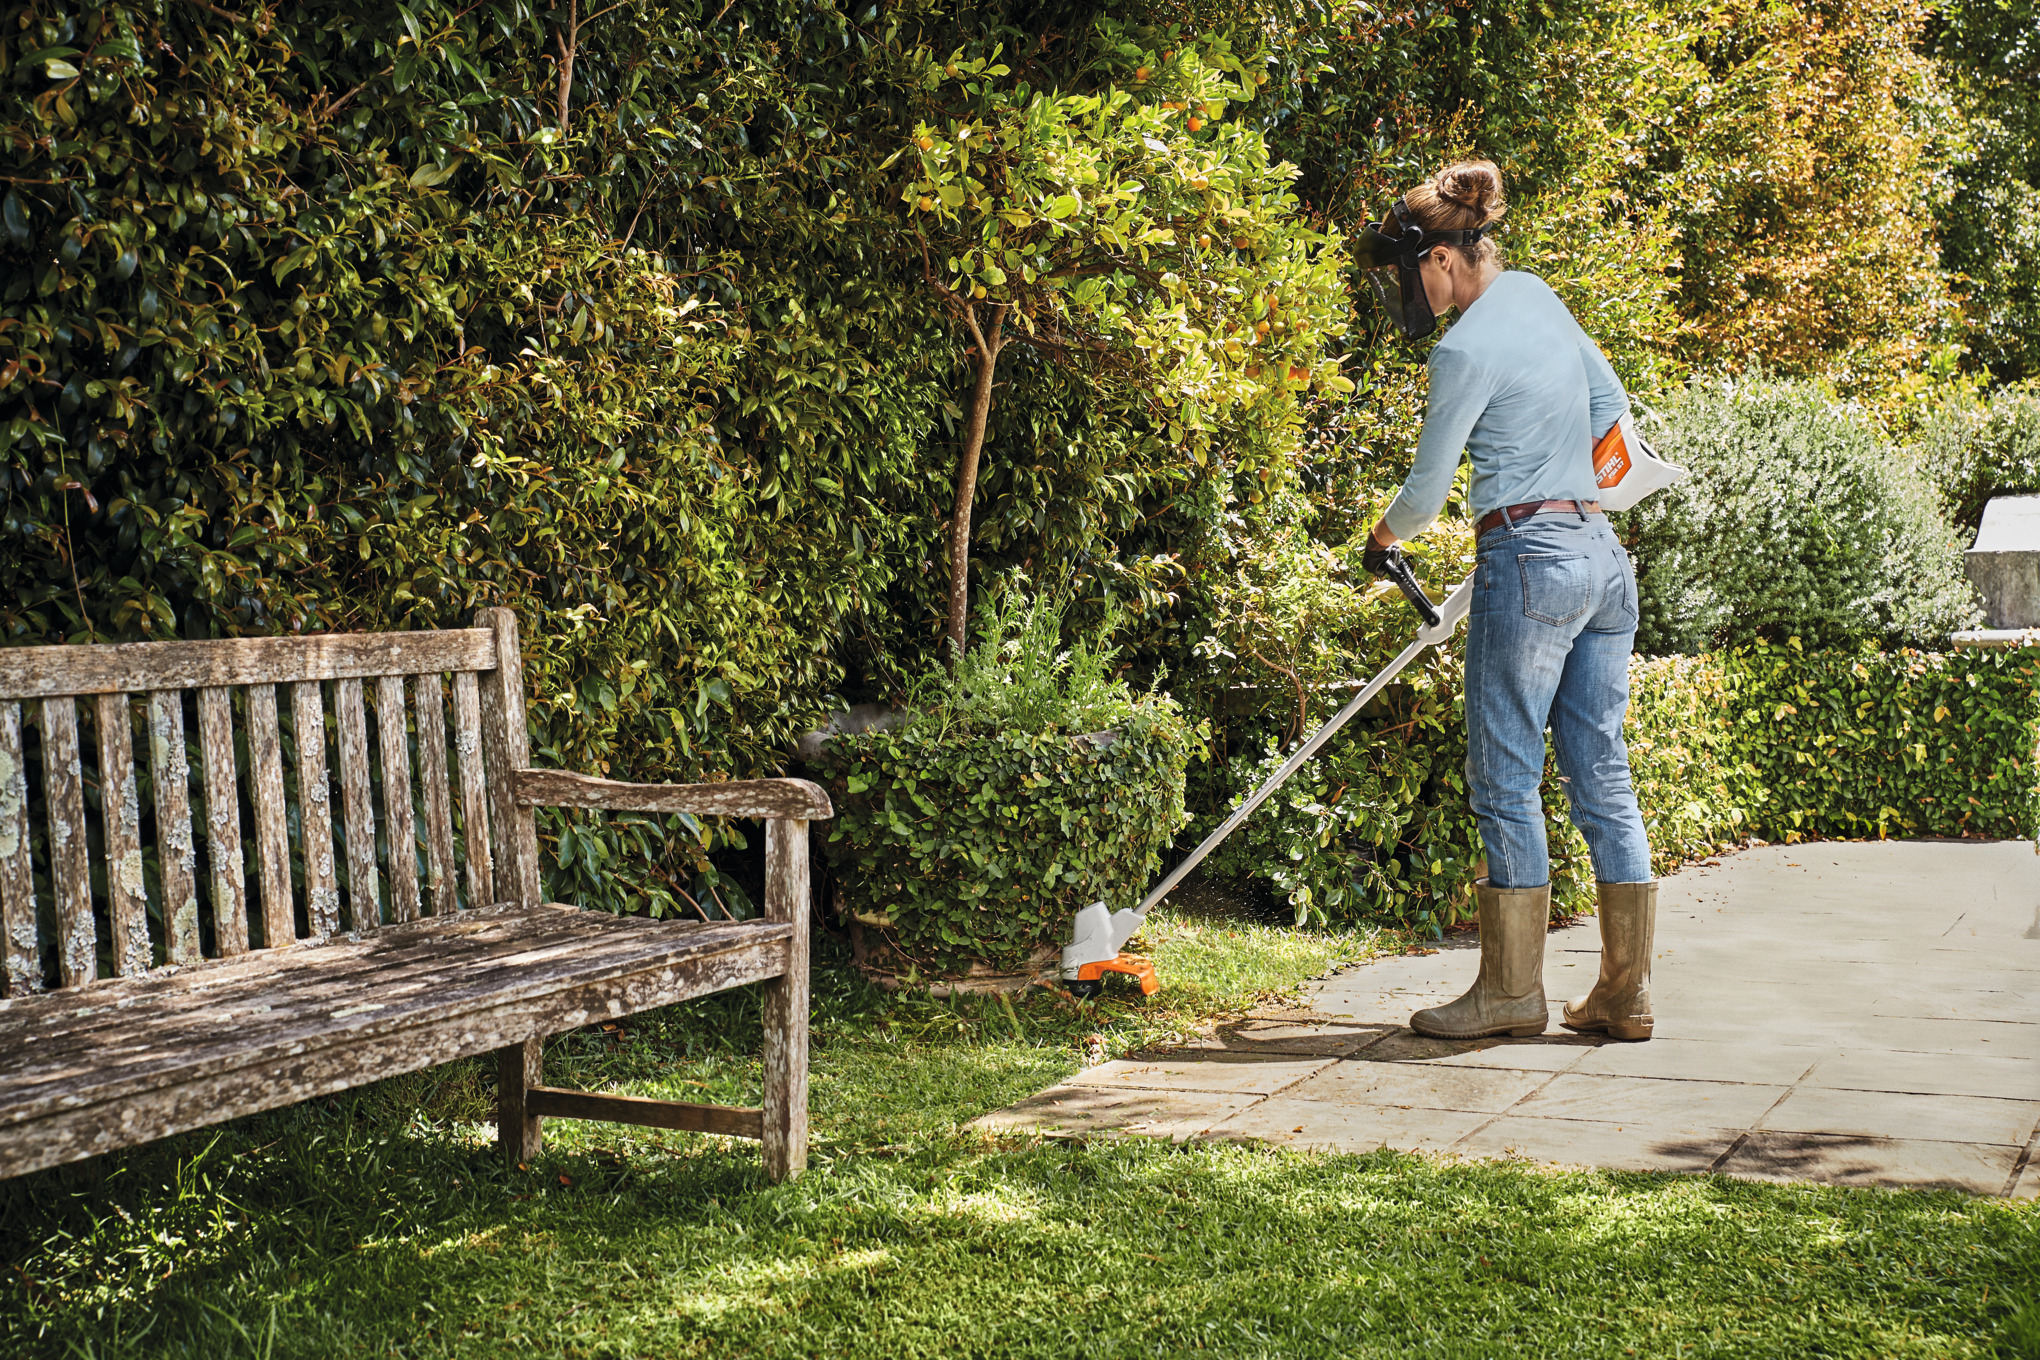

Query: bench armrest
<box><xmin>512</xmin><ymin>769</ymin><xmax>832</xmax><ymax>820</ymax></box>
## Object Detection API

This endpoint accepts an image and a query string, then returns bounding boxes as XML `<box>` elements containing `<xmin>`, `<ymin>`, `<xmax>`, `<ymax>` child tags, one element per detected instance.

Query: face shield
<box><xmin>1355</xmin><ymin>199</ymin><xmax>1489</xmax><ymax>341</ymax></box>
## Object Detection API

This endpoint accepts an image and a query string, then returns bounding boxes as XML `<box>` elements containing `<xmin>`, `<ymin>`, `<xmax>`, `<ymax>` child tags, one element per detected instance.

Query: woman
<box><xmin>1362</xmin><ymin>161</ymin><xmax>1657</xmax><ymax>1042</ymax></box>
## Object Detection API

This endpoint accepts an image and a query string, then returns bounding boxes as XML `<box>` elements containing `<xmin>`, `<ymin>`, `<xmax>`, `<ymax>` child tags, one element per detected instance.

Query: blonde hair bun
<box><xmin>1432</xmin><ymin>160</ymin><xmax>1506</xmax><ymax>226</ymax></box>
<box><xmin>1398</xmin><ymin>159</ymin><xmax>1508</xmax><ymax>268</ymax></box>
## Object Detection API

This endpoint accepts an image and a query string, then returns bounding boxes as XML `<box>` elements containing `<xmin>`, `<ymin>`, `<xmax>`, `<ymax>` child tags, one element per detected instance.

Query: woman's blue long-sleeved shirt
<box><xmin>1382</xmin><ymin>271</ymin><xmax>1630</xmax><ymax>541</ymax></box>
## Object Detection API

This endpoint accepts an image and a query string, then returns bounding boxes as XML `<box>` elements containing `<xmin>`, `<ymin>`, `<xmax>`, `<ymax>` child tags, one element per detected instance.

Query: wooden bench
<box><xmin>0</xmin><ymin>609</ymin><xmax>829</xmax><ymax>1183</ymax></box>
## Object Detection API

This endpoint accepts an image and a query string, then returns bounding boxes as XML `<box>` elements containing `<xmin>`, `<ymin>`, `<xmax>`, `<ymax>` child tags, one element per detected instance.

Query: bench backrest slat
<box><xmin>452</xmin><ymin>670</ymin><xmax>494</xmax><ymax>908</ymax></box>
<box><xmin>376</xmin><ymin>674</ymin><xmax>422</xmax><ymax>924</ymax></box>
<box><xmin>196</xmin><ymin>687</ymin><xmax>248</xmax><ymax>957</ymax></box>
<box><xmin>334</xmin><ymin>676</ymin><xmax>380</xmax><ymax>932</ymax></box>
<box><xmin>291</xmin><ymin>680</ymin><xmax>342</xmax><ymax>937</ymax></box>
<box><xmin>41</xmin><ymin>699</ymin><xmax>94</xmax><ymax>987</ymax></box>
<box><xmin>146</xmin><ymin>689</ymin><xmax>203</xmax><ymax>965</ymax></box>
<box><xmin>478</xmin><ymin>611</ymin><xmax>540</xmax><ymax>908</ymax></box>
<box><xmin>415</xmin><ymin>676</ymin><xmax>459</xmax><ymax>920</ymax></box>
<box><xmin>94</xmin><ymin>693</ymin><xmax>151</xmax><ymax>977</ymax></box>
<box><xmin>0</xmin><ymin>612</ymin><xmax>537</xmax><ymax>996</ymax></box>
<box><xmin>247</xmin><ymin>684</ymin><xmax>294</xmax><ymax>951</ymax></box>
<box><xmin>0</xmin><ymin>630</ymin><xmax>497</xmax><ymax>700</ymax></box>
<box><xmin>0</xmin><ymin>705</ymin><xmax>33</xmax><ymax>991</ymax></box>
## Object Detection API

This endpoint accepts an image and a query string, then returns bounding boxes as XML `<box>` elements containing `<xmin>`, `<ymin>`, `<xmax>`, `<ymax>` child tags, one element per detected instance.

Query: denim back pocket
<box><xmin>1517</xmin><ymin>552</ymin><xmax>1592</xmax><ymax>626</ymax></box>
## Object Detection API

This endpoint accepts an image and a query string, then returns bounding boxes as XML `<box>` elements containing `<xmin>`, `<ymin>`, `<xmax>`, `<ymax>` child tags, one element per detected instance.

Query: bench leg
<box><xmin>761</xmin><ymin>818</ymin><xmax>810</xmax><ymax>1182</ymax></box>
<box><xmin>498</xmin><ymin>1035</ymin><xmax>543</xmax><ymax>1164</ymax></box>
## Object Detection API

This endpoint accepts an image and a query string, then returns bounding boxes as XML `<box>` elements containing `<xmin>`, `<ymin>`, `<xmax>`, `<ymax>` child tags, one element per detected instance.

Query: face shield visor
<box><xmin>1355</xmin><ymin>199</ymin><xmax>1489</xmax><ymax>341</ymax></box>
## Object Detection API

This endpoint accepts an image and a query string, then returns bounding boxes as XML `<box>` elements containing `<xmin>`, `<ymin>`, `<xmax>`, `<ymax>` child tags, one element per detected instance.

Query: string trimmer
<box><xmin>1062</xmin><ymin>549</ymin><xmax>1474</xmax><ymax>998</ymax></box>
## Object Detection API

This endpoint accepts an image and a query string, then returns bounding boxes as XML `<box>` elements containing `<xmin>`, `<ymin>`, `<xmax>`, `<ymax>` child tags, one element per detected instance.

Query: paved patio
<box><xmin>980</xmin><ymin>841</ymin><xmax>2040</xmax><ymax>1196</ymax></box>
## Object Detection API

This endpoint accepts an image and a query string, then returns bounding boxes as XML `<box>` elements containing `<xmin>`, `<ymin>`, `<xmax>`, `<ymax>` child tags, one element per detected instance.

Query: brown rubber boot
<box><xmin>1410</xmin><ymin>880</ymin><xmax>1549</xmax><ymax>1039</ymax></box>
<box><xmin>1561</xmin><ymin>880</ymin><xmax>1656</xmax><ymax>1041</ymax></box>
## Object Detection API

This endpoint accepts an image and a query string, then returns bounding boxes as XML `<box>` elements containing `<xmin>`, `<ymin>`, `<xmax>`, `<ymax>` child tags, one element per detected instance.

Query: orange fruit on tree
<box><xmin>1186</xmin><ymin>116</ymin><xmax>1203</xmax><ymax>131</ymax></box>
<box><xmin>1135</xmin><ymin>65</ymin><xmax>1150</xmax><ymax>81</ymax></box>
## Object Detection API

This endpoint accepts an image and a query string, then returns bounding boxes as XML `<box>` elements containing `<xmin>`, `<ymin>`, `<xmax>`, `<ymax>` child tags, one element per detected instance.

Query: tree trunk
<box><xmin>943</xmin><ymin>305</ymin><xmax>1005</xmax><ymax>669</ymax></box>
<box><xmin>556</xmin><ymin>0</ymin><xmax>578</xmax><ymax>133</ymax></box>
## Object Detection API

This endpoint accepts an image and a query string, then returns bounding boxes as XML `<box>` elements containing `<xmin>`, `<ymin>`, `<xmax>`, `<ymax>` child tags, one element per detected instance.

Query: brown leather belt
<box><xmin>1475</xmin><ymin>498</ymin><xmax>1602</xmax><ymax>535</ymax></box>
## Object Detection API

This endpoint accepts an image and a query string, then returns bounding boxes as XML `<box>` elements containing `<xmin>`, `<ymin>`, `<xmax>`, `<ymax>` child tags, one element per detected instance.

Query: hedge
<box><xmin>1730</xmin><ymin>641</ymin><xmax>2040</xmax><ymax>841</ymax></box>
<box><xmin>810</xmin><ymin>714</ymin><xmax>1197</xmax><ymax>978</ymax></box>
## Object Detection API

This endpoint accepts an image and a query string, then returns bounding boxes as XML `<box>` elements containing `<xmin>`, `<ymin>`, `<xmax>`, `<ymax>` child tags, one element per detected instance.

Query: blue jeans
<box><xmin>1465</xmin><ymin>511</ymin><xmax>1652</xmax><ymax>889</ymax></box>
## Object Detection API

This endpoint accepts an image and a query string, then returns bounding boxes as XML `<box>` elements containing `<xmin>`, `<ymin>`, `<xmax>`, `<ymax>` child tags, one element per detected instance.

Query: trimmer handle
<box><xmin>1383</xmin><ymin>546</ymin><xmax>1442</xmax><ymax>629</ymax></box>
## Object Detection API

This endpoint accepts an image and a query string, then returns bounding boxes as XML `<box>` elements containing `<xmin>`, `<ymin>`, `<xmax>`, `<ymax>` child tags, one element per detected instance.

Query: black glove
<box><xmin>1361</xmin><ymin>540</ymin><xmax>1397</xmax><ymax>578</ymax></box>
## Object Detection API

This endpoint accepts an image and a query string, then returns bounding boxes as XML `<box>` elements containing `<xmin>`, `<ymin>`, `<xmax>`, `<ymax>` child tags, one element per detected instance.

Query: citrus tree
<box><xmin>891</xmin><ymin>23</ymin><xmax>1350</xmax><ymax>664</ymax></box>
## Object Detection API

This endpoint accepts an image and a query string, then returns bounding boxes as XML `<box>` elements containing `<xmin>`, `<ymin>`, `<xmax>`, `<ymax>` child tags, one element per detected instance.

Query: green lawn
<box><xmin>3</xmin><ymin>905</ymin><xmax>2034</xmax><ymax>1359</ymax></box>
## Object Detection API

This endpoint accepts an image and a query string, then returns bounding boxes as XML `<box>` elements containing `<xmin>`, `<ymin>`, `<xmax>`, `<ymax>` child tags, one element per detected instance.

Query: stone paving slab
<box><xmin>977</xmin><ymin>841</ymin><xmax>2040</xmax><ymax>1195</ymax></box>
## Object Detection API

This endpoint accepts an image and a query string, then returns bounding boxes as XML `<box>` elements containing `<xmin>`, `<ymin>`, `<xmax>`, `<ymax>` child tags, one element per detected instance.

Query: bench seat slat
<box><xmin>0</xmin><ymin>903</ymin><xmax>543</xmax><ymax>1054</ymax></box>
<box><xmin>0</xmin><ymin>906</ymin><xmax>791</xmax><ymax>1122</ymax></box>
<box><xmin>0</xmin><ymin>630</ymin><xmax>498</xmax><ymax>701</ymax></box>
<box><xmin>0</xmin><ymin>910</ymin><xmax>791</xmax><ymax>1178</ymax></box>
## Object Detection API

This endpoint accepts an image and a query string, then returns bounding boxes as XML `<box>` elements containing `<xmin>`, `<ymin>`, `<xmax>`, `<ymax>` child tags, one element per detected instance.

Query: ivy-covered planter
<box><xmin>810</xmin><ymin>713</ymin><xmax>1196</xmax><ymax>981</ymax></box>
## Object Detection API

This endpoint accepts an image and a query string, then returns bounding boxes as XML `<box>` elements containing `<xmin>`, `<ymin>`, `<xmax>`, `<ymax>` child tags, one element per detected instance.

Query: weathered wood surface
<box><xmin>451</xmin><ymin>670</ymin><xmax>493</xmax><ymax>908</ymax></box>
<box><xmin>291</xmin><ymin>681</ymin><xmax>341</xmax><ymax>937</ymax></box>
<box><xmin>147</xmin><ymin>691</ymin><xmax>201</xmax><ymax>965</ymax></box>
<box><xmin>761</xmin><ymin>817</ymin><xmax>811</xmax><ymax>1181</ymax></box>
<box><xmin>0</xmin><ymin>704</ymin><xmax>39</xmax><ymax>996</ymax></box>
<box><xmin>334</xmin><ymin>678</ymin><xmax>380</xmax><ymax>932</ymax></box>
<box><xmin>1</xmin><ymin>902</ymin><xmax>534</xmax><ymax>1053</ymax></box>
<box><xmin>246</xmin><ymin>684</ymin><xmax>295</xmax><ymax>950</ymax></box>
<box><xmin>0</xmin><ymin>630</ymin><xmax>498</xmax><ymax>700</ymax></box>
<box><xmin>514</xmin><ymin>770</ymin><xmax>834</xmax><ymax>821</ymax></box>
<box><xmin>0</xmin><ymin>613</ymin><xmax>819</xmax><ymax>1187</ymax></box>
<box><xmin>94</xmin><ymin>695</ymin><xmax>151</xmax><ymax>976</ymax></box>
<box><xmin>478</xmin><ymin>609</ymin><xmax>540</xmax><ymax>908</ymax></box>
<box><xmin>375</xmin><ymin>675</ymin><xmax>421</xmax><ymax>924</ymax></box>
<box><xmin>41</xmin><ymin>698</ymin><xmax>95</xmax><ymax>988</ymax></box>
<box><xmin>196</xmin><ymin>686</ymin><xmax>248</xmax><ymax>957</ymax></box>
<box><xmin>524</xmin><ymin>1087</ymin><xmax>765</xmax><ymax>1140</ymax></box>
<box><xmin>413</xmin><ymin>675</ymin><xmax>458</xmax><ymax>918</ymax></box>
<box><xmin>498</xmin><ymin>1035</ymin><xmax>542</xmax><ymax>1163</ymax></box>
<box><xmin>0</xmin><ymin>911</ymin><xmax>792</xmax><ymax>1177</ymax></box>
<box><xmin>0</xmin><ymin>906</ymin><xmax>792</xmax><ymax>1119</ymax></box>
<box><xmin>480</xmin><ymin>615</ymin><xmax>537</xmax><ymax>904</ymax></box>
